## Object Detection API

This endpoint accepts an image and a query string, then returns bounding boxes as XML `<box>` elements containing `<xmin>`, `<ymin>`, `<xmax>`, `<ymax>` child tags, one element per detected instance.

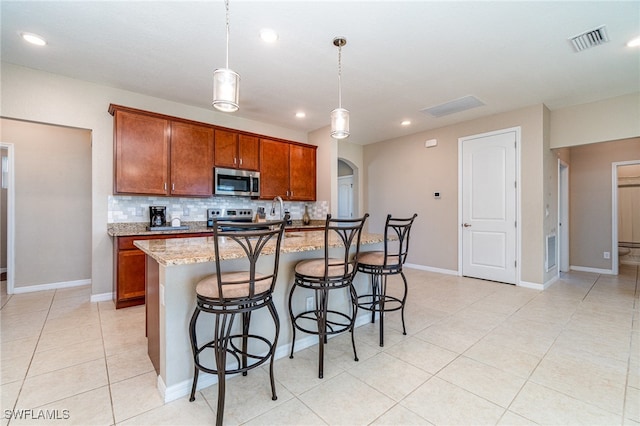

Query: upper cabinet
<box><xmin>110</xmin><ymin>105</ymin><xmax>214</xmax><ymax>197</ymax></box>
<box><xmin>260</xmin><ymin>139</ymin><xmax>316</xmax><ymax>201</ymax></box>
<box><xmin>214</xmin><ymin>129</ymin><xmax>259</xmax><ymax>171</ymax></box>
<box><xmin>109</xmin><ymin>104</ymin><xmax>315</xmax><ymax>200</ymax></box>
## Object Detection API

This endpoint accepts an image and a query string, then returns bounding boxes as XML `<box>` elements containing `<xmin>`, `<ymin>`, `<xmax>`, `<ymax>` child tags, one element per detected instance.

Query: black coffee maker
<box><xmin>149</xmin><ymin>206</ymin><xmax>167</xmax><ymax>228</ymax></box>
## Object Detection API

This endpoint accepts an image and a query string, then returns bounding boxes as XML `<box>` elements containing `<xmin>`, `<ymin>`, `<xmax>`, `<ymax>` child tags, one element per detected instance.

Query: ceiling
<box><xmin>1</xmin><ymin>1</ymin><xmax>639</xmax><ymax>145</ymax></box>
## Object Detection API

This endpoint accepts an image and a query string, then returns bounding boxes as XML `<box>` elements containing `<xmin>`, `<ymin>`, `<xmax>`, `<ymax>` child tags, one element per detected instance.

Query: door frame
<box><xmin>612</xmin><ymin>159</ymin><xmax>640</xmax><ymax>275</ymax></box>
<box><xmin>457</xmin><ymin>126</ymin><xmax>521</xmax><ymax>284</ymax></box>
<box><xmin>0</xmin><ymin>143</ymin><xmax>15</xmax><ymax>294</ymax></box>
<box><xmin>558</xmin><ymin>159</ymin><xmax>570</xmax><ymax>273</ymax></box>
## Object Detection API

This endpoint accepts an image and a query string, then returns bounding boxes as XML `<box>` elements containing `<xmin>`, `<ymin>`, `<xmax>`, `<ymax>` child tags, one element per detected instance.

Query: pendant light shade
<box><xmin>331</xmin><ymin>107</ymin><xmax>350</xmax><ymax>139</ymax></box>
<box><xmin>331</xmin><ymin>37</ymin><xmax>349</xmax><ymax>139</ymax></box>
<box><xmin>213</xmin><ymin>68</ymin><xmax>239</xmax><ymax>112</ymax></box>
<box><xmin>213</xmin><ymin>0</ymin><xmax>239</xmax><ymax>112</ymax></box>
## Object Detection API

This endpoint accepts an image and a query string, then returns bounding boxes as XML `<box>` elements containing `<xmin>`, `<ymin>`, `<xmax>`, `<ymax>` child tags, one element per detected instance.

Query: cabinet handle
<box><xmin>239</xmin><ymin>158</ymin><xmax>243</xmax><ymax>166</ymax></box>
<box><xmin>234</xmin><ymin>157</ymin><xmax>237</xmax><ymax>165</ymax></box>
<box><xmin>172</xmin><ymin>183</ymin><xmax>175</xmax><ymax>191</ymax></box>
<box><xmin>164</xmin><ymin>182</ymin><xmax>167</xmax><ymax>191</ymax></box>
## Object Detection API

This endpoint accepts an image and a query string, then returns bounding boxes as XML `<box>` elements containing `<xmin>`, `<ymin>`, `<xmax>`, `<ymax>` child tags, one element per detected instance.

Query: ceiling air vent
<box><xmin>420</xmin><ymin>95</ymin><xmax>485</xmax><ymax>118</ymax></box>
<box><xmin>569</xmin><ymin>25</ymin><xmax>609</xmax><ymax>52</ymax></box>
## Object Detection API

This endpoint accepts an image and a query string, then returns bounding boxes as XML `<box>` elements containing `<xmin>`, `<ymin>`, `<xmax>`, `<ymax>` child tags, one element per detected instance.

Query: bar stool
<box><xmin>188</xmin><ymin>217</ymin><xmax>288</xmax><ymax>426</ymax></box>
<box><xmin>288</xmin><ymin>213</ymin><xmax>369</xmax><ymax>378</ymax></box>
<box><xmin>356</xmin><ymin>214</ymin><xmax>417</xmax><ymax>347</ymax></box>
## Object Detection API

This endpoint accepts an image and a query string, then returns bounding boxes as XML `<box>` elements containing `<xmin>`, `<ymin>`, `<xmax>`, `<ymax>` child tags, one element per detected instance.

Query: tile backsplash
<box><xmin>108</xmin><ymin>195</ymin><xmax>328</xmax><ymax>223</ymax></box>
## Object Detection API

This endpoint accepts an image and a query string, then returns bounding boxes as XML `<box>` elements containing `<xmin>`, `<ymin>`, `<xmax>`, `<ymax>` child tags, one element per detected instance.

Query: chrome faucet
<box><xmin>271</xmin><ymin>196</ymin><xmax>284</xmax><ymax>220</ymax></box>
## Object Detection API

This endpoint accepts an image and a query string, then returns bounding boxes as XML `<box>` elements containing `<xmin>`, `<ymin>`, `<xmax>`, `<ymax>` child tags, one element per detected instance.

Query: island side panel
<box><xmin>145</xmin><ymin>256</ymin><xmax>160</xmax><ymax>373</ymax></box>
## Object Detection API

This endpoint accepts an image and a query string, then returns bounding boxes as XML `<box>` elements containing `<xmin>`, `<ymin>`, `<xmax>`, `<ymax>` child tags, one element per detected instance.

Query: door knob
<box><xmin>463</xmin><ymin>223</ymin><xmax>472</xmax><ymax>227</ymax></box>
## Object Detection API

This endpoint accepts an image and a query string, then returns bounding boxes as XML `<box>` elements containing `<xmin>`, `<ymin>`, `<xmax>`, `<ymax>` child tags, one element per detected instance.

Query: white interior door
<box><xmin>460</xmin><ymin>129</ymin><xmax>517</xmax><ymax>284</ymax></box>
<box><xmin>337</xmin><ymin>175</ymin><xmax>353</xmax><ymax>218</ymax></box>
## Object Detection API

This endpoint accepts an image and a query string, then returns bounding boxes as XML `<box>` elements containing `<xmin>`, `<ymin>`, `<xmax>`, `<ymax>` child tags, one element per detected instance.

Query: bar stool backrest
<box><xmin>322</xmin><ymin>213</ymin><xmax>369</xmax><ymax>283</ymax></box>
<box><xmin>210</xmin><ymin>216</ymin><xmax>288</xmax><ymax>302</ymax></box>
<box><xmin>383</xmin><ymin>214</ymin><xmax>418</xmax><ymax>268</ymax></box>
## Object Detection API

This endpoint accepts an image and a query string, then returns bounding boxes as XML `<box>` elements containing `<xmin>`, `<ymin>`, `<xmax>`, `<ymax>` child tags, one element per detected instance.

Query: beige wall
<box><xmin>569</xmin><ymin>138</ymin><xmax>640</xmax><ymax>270</ymax></box>
<box><xmin>550</xmin><ymin>93</ymin><xmax>640</xmax><ymax>148</ymax></box>
<box><xmin>0</xmin><ymin>118</ymin><xmax>91</xmax><ymax>288</ymax></box>
<box><xmin>363</xmin><ymin>104</ymin><xmax>548</xmax><ymax>284</ymax></box>
<box><xmin>1</xmin><ymin>62</ymin><xmax>311</xmax><ymax>296</ymax></box>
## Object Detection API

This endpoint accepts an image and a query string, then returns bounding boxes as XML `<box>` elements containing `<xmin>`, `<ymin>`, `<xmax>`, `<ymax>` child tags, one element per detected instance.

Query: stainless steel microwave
<box><xmin>214</xmin><ymin>167</ymin><xmax>260</xmax><ymax>197</ymax></box>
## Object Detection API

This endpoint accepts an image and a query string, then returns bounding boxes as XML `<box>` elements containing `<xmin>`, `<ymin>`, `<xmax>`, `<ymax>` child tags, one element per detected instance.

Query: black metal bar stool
<box><xmin>188</xmin><ymin>217</ymin><xmax>287</xmax><ymax>426</ymax></box>
<box><xmin>356</xmin><ymin>214</ymin><xmax>417</xmax><ymax>347</ymax></box>
<box><xmin>288</xmin><ymin>213</ymin><xmax>369</xmax><ymax>378</ymax></box>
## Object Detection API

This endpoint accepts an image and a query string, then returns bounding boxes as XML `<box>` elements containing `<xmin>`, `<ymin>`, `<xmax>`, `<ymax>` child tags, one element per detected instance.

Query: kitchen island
<box><xmin>134</xmin><ymin>230</ymin><xmax>384</xmax><ymax>402</ymax></box>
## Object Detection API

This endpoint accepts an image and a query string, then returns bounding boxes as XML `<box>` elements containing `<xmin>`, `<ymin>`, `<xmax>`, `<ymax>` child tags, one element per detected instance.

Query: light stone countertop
<box><xmin>107</xmin><ymin>220</ymin><xmax>326</xmax><ymax>237</ymax></box>
<box><xmin>133</xmin><ymin>230</ymin><xmax>385</xmax><ymax>266</ymax></box>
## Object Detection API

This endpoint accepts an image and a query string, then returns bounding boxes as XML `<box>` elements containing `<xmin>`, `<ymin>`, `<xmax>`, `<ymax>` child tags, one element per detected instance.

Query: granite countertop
<box><xmin>107</xmin><ymin>220</ymin><xmax>326</xmax><ymax>237</ymax></box>
<box><xmin>133</xmin><ymin>230</ymin><xmax>385</xmax><ymax>266</ymax></box>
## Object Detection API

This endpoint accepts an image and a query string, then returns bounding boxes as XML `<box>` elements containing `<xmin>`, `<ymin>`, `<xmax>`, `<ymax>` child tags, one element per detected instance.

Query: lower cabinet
<box><xmin>113</xmin><ymin>233</ymin><xmax>209</xmax><ymax>308</ymax></box>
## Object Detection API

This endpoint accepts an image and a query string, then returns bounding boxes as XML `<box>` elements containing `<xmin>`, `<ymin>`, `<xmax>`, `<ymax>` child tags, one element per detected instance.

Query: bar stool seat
<box><xmin>288</xmin><ymin>214</ymin><xmax>369</xmax><ymax>379</ymax></box>
<box><xmin>188</xmin><ymin>217</ymin><xmax>288</xmax><ymax>426</ymax></box>
<box><xmin>356</xmin><ymin>214</ymin><xmax>417</xmax><ymax>347</ymax></box>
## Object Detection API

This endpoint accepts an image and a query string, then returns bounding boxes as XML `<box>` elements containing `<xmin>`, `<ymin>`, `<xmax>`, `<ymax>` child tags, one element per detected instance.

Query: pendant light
<box><xmin>331</xmin><ymin>37</ymin><xmax>349</xmax><ymax>139</ymax></box>
<box><xmin>212</xmin><ymin>0</ymin><xmax>239</xmax><ymax>112</ymax></box>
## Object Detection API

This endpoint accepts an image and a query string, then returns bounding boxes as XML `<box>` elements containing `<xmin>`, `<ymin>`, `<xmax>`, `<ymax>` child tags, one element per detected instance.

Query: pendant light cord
<box><xmin>337</xmin><ymin>44</ymin><xmax>343</xmax><ymax>109</ymax></box>
<box><xmin>224</xmin><ymin>0</ymin><xmax>230</xmax><ymax>69</ymax></box>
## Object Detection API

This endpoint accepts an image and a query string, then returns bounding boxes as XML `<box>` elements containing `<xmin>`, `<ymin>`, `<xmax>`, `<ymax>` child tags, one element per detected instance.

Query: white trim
<box><xmin>612</xmin><ymin>160</ymin><xmax>640</xmax><ymax>276</ymax></box>
<box><xmin>90</xmin><ymin>292</ymin><xmax>114</xmax><ymax>303</ymax></box>
<box><xmin>404</xmin><ymin>263</ymin><xmax>458</xmax><ymax>276</ymax></box>
<box><xmin>520</xmin><ymin>274</ymin><xmax>558</xmax><ymax>291</ymax></box>
<box><xmin>558</xmin><ymin>159</ymin><xmax>570</xmax><ymax>273</ymax></box>
<box><xmin>12</xmin><ymin>278</ymin><xmax>91</xmax><ymax>294</ymax></box>
<box><xmin>457</xmin><ymin>127</ymin><xmax>521</xmax><ymax>285</ymax></box>
<box><xmin>1</xmin><ymin>143</ymin><xmax>15</xmax><ymax>294</ymax></box>
<box><xmin>570</xmin><ymin>265</ymin><xmax>614</xmax><ymax>275</ymax></box>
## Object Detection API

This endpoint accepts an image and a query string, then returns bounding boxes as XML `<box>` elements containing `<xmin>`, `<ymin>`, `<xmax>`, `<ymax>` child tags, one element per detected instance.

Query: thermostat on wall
<box><xmin>425</xmin><ymin>139</ymin><xmax>438</xmax><ymax>148</ymax></box>
<box><xmin>434</xmin><ymin>192</ymin><xmax>441</xmax><ymax>199</ymax></box>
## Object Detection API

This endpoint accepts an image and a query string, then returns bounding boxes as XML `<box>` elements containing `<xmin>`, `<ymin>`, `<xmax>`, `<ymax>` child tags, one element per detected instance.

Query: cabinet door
<box><xmin>259</xmin><ymin>139</ymin><xmax>290</xmax><ymax>199</ymax></box>
<box><xmin>114</xmin><ymin>110</ymin><xmax>169</xmax><ymax>195</ymax></box>
<box><xmin>289</xmin><ymin>144</ymin><xmax>317</xmax><ymax>201</ymax></box>
<box><xmin>238</xmin><ymin>134</ymin><xmax>260</xmax><ymax>171</ymax></box>
<box><xmin>117</xmin><ymin>249</ymin><xmax>147</xmax><ymax>303</ymax></box>
<box><xmin>214</xmin><ymin>129</ymin><xmax>238</xmax><ymax>168</ymax></box>
<box><xmin>170</xmin><ymin>122</ymin><xmax>214</xmax><ymax>196</ymax></box>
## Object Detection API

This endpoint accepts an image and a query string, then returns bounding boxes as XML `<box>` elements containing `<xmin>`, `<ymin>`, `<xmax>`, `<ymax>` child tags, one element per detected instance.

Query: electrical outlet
<box><xmin>305</xmin><ymin>296</ymin><xmax>314</xmax><ymax>312</ymax></box>
<box><xmin>603</xmin><ymin>251</ymin><xmax>610</xmax><ymax>259</ymax></box>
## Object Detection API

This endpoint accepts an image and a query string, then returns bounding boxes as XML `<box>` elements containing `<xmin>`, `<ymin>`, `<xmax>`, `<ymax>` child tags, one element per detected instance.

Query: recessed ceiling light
<box><xmin>295</xmin><ymin>111</ymin><xmax>306</xmax><ymax>118</ymax></box>
<box><xmin>260</xmin><ymin>29</ymin><xmax>278</xmax><ymax>43</ymax></box>
<box><xmin>20</xmin><ymin>32</ymin><xmax>47</xmax><ymax>46</ymax></box>
<box><xmin>401</xmin><ymin>120</ymin><xmax>411</xmax><ymax>126</ymax></box>
<box><xmin>627</xmin><ymin>36</ymin><xmax>640</xmax><ymax>47</ymax></box>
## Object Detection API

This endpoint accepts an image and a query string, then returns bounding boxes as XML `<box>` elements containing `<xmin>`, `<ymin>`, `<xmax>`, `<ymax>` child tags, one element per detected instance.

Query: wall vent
<box><xmin>569</xmin><ymin>25</ymin><xmax>609</xmax><ymax>52</ymax></box>
<box><xmin>546</xmin><ymin>234</ymin><xmax>557</xmax><ymax>272</ymax></box>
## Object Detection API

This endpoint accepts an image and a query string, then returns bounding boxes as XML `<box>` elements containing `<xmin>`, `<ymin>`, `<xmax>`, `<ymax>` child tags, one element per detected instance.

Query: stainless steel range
<box><xmin>207</xmin><ymin>208</ymin><xmax>254</xmax><ymax>229</ymax></box>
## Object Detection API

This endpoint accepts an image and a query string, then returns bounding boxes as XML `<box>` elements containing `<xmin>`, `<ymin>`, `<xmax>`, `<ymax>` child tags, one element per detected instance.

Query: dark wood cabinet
<box><xmin>170</xmin><ymin>122</ymin><xmax>214</xmax><ymax>196</ymax></box>
<box><xmin>289</xmin><ymin>144</ymin><xmax>316</xmax><ymax>201</ymax></box>
<box><xmin>113</xmin><ymin>110</ymin><xmax>170</xmax><ymax>195</ymax></box>
<box><xmin>110</xmin><ymin>105</ymin><xmax>214</xmax><ymax>197</ymax></box>
<box><xmin>113</xmin><ymin>233</ymin><xmax>210</xmax><ymax>308</ymax></box>
<box><xmin>214</xmin><ymin>129</ymin><xmax>259</xmax><ymax>171</ymax></box>
<box><xmin>260</xmin><ymin>139</ymin><xmax>316</xmax><ymax>201</ymax></box>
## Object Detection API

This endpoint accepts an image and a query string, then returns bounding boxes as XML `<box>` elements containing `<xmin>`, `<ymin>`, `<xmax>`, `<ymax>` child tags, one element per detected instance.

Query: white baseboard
<box><xmin>404</xmin><ymin>263</ymin><xmax>458</xmax><ymax>276</ymax></box>
<box><xmin>160</xmin><ymin>312</ymin><xmax>377</xmax><ymax>403</ymax></box>
<box><xmin>90</xmin><ymin>292</ymin><xmax>114</xmax><ymax>303</ymax></box>
<box><xmin>518</xmin><ymin>274</ymin><xmax>558</xmax><ymax>291</ymax></box>
<box><xmin>12</xmin><ymin>279</ymin><xmax>91</xmax><ymax>294</ymax></box>
<box><xmin>570</xmin><ymin>265</ymin><xmax>614</xmax><ymax>275</ymax></box>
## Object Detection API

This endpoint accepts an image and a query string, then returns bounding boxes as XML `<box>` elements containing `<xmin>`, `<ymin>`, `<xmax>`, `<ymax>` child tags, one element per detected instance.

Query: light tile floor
<box><xmin>1</xmin><ymin>266</ymin><xmax>638</xmax><ymax>425</ymax></box>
